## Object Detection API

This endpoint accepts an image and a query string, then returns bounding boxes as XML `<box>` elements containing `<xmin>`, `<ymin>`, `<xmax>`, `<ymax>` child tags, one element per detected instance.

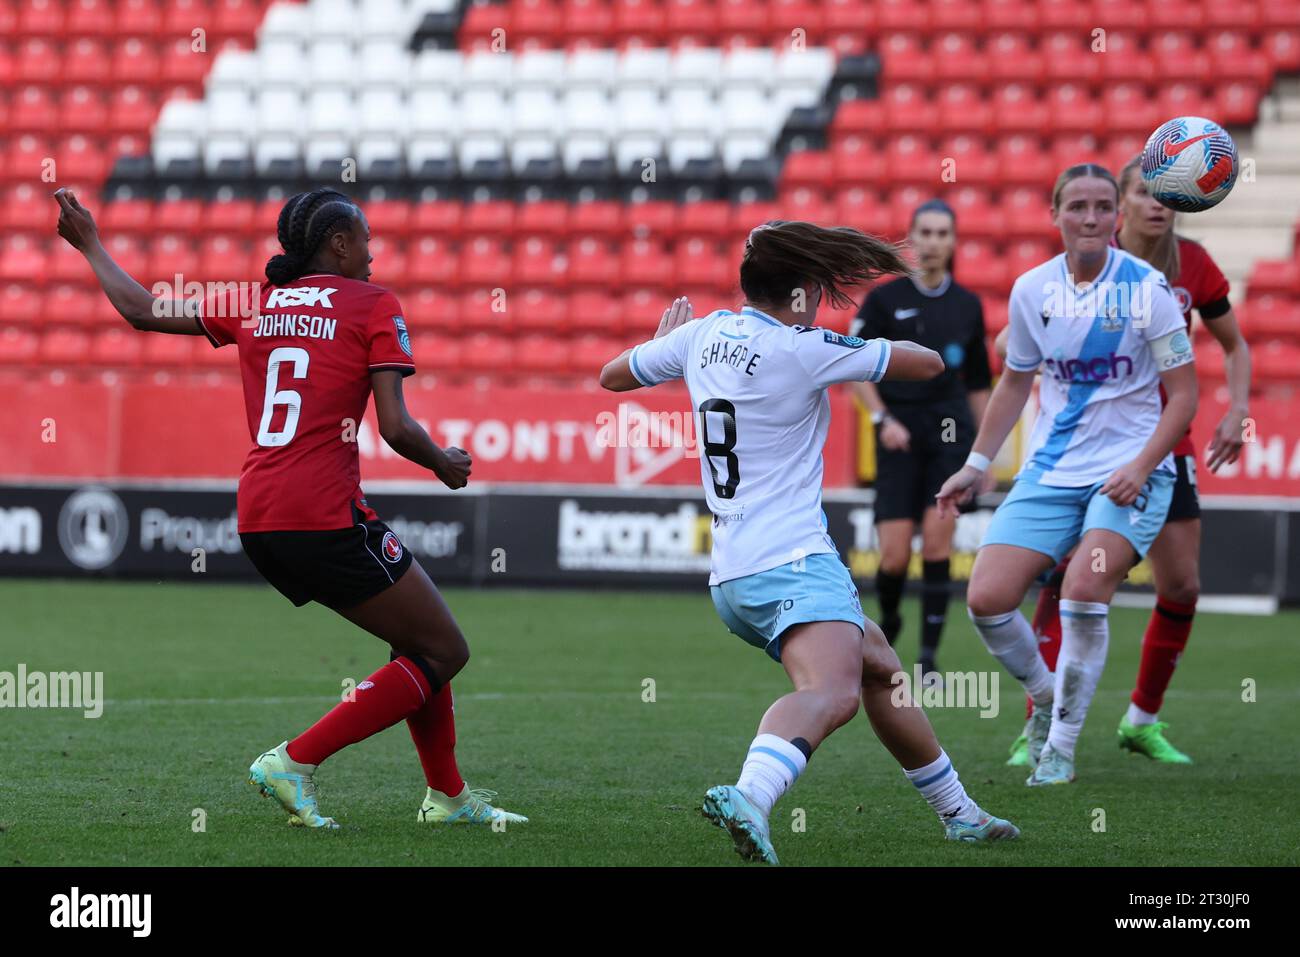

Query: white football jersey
<box><xmin>1005</xmin><ymin>247</ymin><xmax>1191</xmax><ymax>487</ymax></box>
<box><xmin>630</xmin><ymin>305</ymin><xmax>892</xmax><ymax>585</ymax></box>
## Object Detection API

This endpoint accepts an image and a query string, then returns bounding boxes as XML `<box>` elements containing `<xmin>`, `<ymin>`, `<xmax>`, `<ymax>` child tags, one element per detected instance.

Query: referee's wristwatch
<box><xmin>871</xmin><ymin>410</ymin><xmax>892</xmax><ymax>426</ymax></box>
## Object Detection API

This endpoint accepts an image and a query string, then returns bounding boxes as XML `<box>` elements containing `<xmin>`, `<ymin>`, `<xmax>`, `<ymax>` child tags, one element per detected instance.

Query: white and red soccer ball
<box><xmin>1140</xmin><ymin>116</ymin><xmax>1239</xmax><ymax>213</ymax></box>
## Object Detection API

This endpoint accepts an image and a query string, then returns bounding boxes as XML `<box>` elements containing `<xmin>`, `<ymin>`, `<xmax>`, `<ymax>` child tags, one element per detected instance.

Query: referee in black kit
<box><xmin>849</xmin><ymin>199</ymin><xmax>992</xmax><ymax>682</ymax></box>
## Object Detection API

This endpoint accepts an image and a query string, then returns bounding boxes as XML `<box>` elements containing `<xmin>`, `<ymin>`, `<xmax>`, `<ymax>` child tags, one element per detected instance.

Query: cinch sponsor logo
<box><xmin>49</xmin><ymin>887</ymin><xmax>150</xmax><ymax>937</ymax></box>
<box><xmin>1044</xmin><ymin>353</ymin><xmax>1134</xmax><ymax>382</ymax></box>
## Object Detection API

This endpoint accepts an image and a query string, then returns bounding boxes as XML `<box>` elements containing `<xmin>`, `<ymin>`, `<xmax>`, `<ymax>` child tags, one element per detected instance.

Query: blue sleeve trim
<box><xmin>629</xmin><ymin>344</ymin><xmax>654</xmax><ymax>387</ymax></box>
<box><xmin>869</xmin><ymin>338</ymin><xmax>892</xmax><ymax>381</ymax></box>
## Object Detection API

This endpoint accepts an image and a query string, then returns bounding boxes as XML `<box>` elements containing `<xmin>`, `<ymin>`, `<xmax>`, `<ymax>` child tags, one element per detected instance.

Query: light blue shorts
<box><xmin>710</xmin><ymin>552</ymin><xmax>866</xmax><ymax>663</ymax></box>
<box><xmin>982</xmin><ymin>471</ymin><xmax>1175</xmax><ymax>564</ymax></box>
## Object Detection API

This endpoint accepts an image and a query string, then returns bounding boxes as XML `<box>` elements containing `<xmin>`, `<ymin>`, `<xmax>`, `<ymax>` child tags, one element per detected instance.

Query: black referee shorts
<box><xmin>240</xmin><ymin>518</ymin><xmax>414</xmax><ymax>611</ymax></box>
<box><xmin>874</xmin><ymin>401</ymin><xmax>975</xmax><ymax>524</ymax></box>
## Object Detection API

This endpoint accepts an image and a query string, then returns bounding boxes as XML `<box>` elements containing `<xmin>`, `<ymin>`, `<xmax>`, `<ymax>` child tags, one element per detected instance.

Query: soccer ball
<box><xmin>1140</xmin><ymin>116</ymin><xmax>1239</xmax><ymax>213</ymax></box>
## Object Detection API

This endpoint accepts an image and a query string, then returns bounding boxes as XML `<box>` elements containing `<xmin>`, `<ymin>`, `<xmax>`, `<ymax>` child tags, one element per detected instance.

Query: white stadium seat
<box><xmin>566</xmin><ymin>50</ymin><xmax>619</xmax><ymax>89</ymax></box>
<box><xmin>258</xmin><ymin>39</ymin><xmax>307</xmax><ymax>89</ymax></box>
<box><xmin>412</xmin><ymin>50</ymin><xmax>465</xmax><ymax>91</ymax></box>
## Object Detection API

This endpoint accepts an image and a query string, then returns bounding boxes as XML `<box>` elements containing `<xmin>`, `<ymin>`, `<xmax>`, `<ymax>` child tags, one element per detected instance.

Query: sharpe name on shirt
<box><xmin>700</xmin><ymin>338</ymin><xmax>762</xmax><ymax>375</ymax></box>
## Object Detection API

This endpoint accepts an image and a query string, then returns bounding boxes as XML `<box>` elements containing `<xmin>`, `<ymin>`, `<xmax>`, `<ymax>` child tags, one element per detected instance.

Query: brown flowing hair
<box><xmin>1117</xmin><ymin>155</ymin><xmax>1182</xmax><ymax>283</ymax></box>
<box><xmin>739</xmin><ymin>220</ymin><xmax>910</xmax><ymax>313</ymax></box>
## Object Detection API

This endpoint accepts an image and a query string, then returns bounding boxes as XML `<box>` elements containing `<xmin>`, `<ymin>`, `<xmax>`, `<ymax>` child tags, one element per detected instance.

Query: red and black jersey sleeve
<box><xmin>1179</xmin><ymin>238</ymin><xmax>1232</xmax><ymax>320</ymax></box>
<box><xmin>366</xmin><ymin>290</ymin><xmax>416</xmax><ymax>376</ymax></box>
<box><xmin>196</xmin><ymin>282</ymin><xmax>256</xmax><ymax>347</ymax></box>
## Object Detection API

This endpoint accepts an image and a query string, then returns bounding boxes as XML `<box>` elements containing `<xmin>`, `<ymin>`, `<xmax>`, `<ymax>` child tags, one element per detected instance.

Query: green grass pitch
<box><xmin>1</xmin><ymin>580</ymin><xmax>1296</xmax><ymax>867</ymax></box>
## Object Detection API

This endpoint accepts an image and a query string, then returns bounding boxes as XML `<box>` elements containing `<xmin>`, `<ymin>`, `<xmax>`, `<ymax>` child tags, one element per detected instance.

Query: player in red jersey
<box><xmin>1000</xmin><ymin>157</ymin><xmax>1253</xmax><ymax>766</ymax></box>
<box><xmin>55</xmin><ymin>186</ymin><xmax>527</xmax><ymax>828</ymax></box>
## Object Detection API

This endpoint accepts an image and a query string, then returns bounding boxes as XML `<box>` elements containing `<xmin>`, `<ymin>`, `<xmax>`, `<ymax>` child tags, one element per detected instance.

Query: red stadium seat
<box><xmin>212</xmin><ymin>0</ymin><xmax>267</xmax><ymax>39</ymax></box>
<box><xmin>1003</xmin><ymin>187</ymin><xmax>1055</xmax><ymax>241</ymax></box>
<box><xmin>512</xmin><ymin>237</ymin><xmax>567</xmax><ymax>286</ymax></box>
<box><xmin>1248</xmin><ymin>260</ymin><xmax>1300</xmax><ymax>297</ymax></box>
<box><xmin>10</xmin><ymin>86</ymin><xmax>57</xmax><ymax>135</ymax></box>
<box><xmin>19</xmin><ymin>0</ymin><xmax>66</xmax><ymax>37</ymax></box>
<box><xmin>569</xmin><ymin>290</ymin><xmax>622</xmax><ymax>334</ymax></box>
<box><xmin>112</xmin><ymin>38</ymin><xmax>162</xmax><ymax>85</ymax></box>
<box><xmin>45</xmin><ymin>284</ymin><xmax>104</xmax><ymax>326</ymax></box>
<box><xmin>365</xmin><ymin>201</ymin><xmax>413</xmax><ymax>239</ymax></box>
<box><xmin>515</xmin><ymin>333</ymin><xmax>570</xmax><ymax>374</ymax></box>
<box><xmin>677</xmin><ymin>201</ymin><xmax>733</xmax><ymax>240</ymax></box>
<box><xmin>836</xmin><ymin>187</ymin><xmax>893</xmax><ymax>235</ymax></box>
<box><xmin>993</xmin><ymin>85</ymin><xmax>1050</xmax><ymax>135</ymax></box>
<box><xmin>60</xmin><ymin>86</ymin><xmax>111</xmax><ymax>136</ymax></box>
<box><xmin>618</xmin><ymin>287</ymin><xmax>669</xmax><ymax>335</ymax></box>
<box><xmin>1092</xmin><ymin>0</ymin><xmax>1149</xmax><ymax>31</ymax></box>
<box><xmin>159</xmin><ymin>36</ymin><xmax>211</xmax><ymax>85</ymax></box>
<box><xmin>1097</xmin><ymin>30</ymin><xmax>1154</xmax><ymax>84</ymax></box>
<box><xmin>204</xmin><ymin>198</ymin><xmax>256</xmax><ymax>237</ymax></box>
<box><xmin>90</xmin><ymin>328</ymin><xmax>144</xmax><ymax>367</ymax></box>
<box><xmin>882</xmin><ymin>83</ymin><xmax>939</xmax><ymax>135</ymax></box>
<box><xmin>1</xmin><ymin>283</ymin><xmax>42</xmax><ymax>325</ymax></box>
<box><xmin>0</xmin><ymin>235</ymin><xmax>47</xmax><ymax>284</ymax></box>
<box><xmin>463</xmin><ymin>201</ymin><xmax>517</xmax><ymax>237</ymax></box>
<box><xmin>947</xmin><ymin>186</ymin><xmax>1004</xmax><ymax>239</ymax></box>
<box><xmin>1038</xmin><ymin>0</ymin><xmax>1092</xmax><ymax>31</ymax></box>
<box><xmin>1045</xmin><ymin>85</ymin><xmax>1103</xmax><ymax>134</ymax></box>
<box><xmin>876</xmin><ymin>0</ymin><xmax>928</xmax><ymax>31</ymax></box>
<box><xmin>143</xmin><ymin>331</ymin><xmax>197</xmax><ymax>369</ymax></box>
<box><xmin>674</xmin><ymin>238</ymin><xmax>730</xmax><ymax>288</ymax></box>
<box><xmin>62</xmin><ymin>39</ymin><xmax>111</xmax><ymax>85</ymax></box>
<box><xmin>1005</xmin><ymin>239</ymin><xmax>1055</xmax><ymax>280</ymax></box>
<box><xmin>408</xmin><ymin>237</ymin><xmax>460</xmax><ymax>288</ymax></box>
<box><xmin>567</xmin><ymin>335</ymin><xmax>624</xmax><ymax>377</ymax></box>
<box><xmin>830</xmin><ymin>99</ymin><xmax>884</xmax><ymax>137</ymax></box>
<box><xmin>513</xmin><ymin>287</ymin><xmax>571</xmax><ymax>334</ymax></box>
<box><xmin>621</xmin><ymin>237</ymin><xmax>669</xmax><ymax>289</ymax></box>
<box><xmin>994</xmin><ymin>134</ymin><xmax>1056</xmax><ymax>187</ymax></box>
<box><xmin>117</xmin><ymin>0</ymin><xmax>167</xmax><ymax>39</ymax></box>
<box><xmin>613</xmin><ymin>0</ymin><xmax>668</xmax><ymax>46</ymax></box>
<box><xmin>515</xmin><ymin>200</ymin><xmax>570</xmax><ymax>238</ymax></box>
<box><xmin>562</xmin><ymin>0</ymin><xmax>618</xmax><ymax>45</ymax></box>
<box><xmin>154</xmin><ymin>198</ymin><xmax>205</xmax><ymax>235</ymax></box>
<box><xmin>879</xmin><ymin>38</ymin><xmax>934</xmax><ymax>86</ymax></box>
<box><xmin>513</xmin><ymin>0</ymin><xmax>566</xmax><ymax>46</ymax></box>
<box><xmin>569</xmin><ymin>237</ymin><xmax>619</xmax><ymax>286</ymax></box>
<box><xmin>831</xmin><ymin>136</ymin><xmax>887</xmax><ymax>189</ymax></box>
<box><xmin>1050</xmin><ymin>132</ymin><xmax>1106</xmax><ymax>171</ymax></box>
<box><xmin>460</xmin><ymin>288</ymin><xmax>514</xmax><ymax>334</ymax></box>
<box><xmin>147</xmin><ymin>235</ymin><xmax>201</xmax><ymax>280</ymax></box>
<box><xmin>459</xmin><ymin>236</ymin><xmax>511</xmax><ymax>287</ymax></box>
<box><xmin>988</xmin><ymin>32</ymin><xmax>1046</xmax><ymax>84</ymax></box>
<box><xmin>937</xmin><ymin>85</ymin><xmax>993</xmax><ymax>138</ymax></box>
<box><xmin>107</xmin><ymin>85</ymin><xmax>160</xmax><ymax>134</ymax></box>
<box><xmin>1240</xmin><ymin>297</ymin><xmax>1300</xmax><ymax>340</ymax></box>
<box><xmin>404</xmin><ymin>288</ymin><xmax>460</xmax><ymax>334</ymax></box>
<box><xmin>413</xmin><ymin>201</ymin><xmax>464</xmax><ymax>240</ymax></box>
<box><xmin>369</xmin><ymin>237</ymin><xmax>409</xmax><ymax>288</ymax></box>
<box><xmin>1101</xmin><ymin>83</ymin><xmax>1163</xmax><ymax>135</ymax></box>
<box><xmin>1217</xmin><ymin>82</ymin><xmax>1264</xmax><ymax>127</ymax></box>
<box><xmin>1</xmin><ymin>184</ymin><xmax>51</xmax><ymax>232</ymax></box>
<box><xmin>67</xmin><ymin>0</ymin><xmax>118</xmax><ymax>38</ymax></box>
<box><xmin>886</xmin><ymin>135</ymin><xmax>942</xmax><ymax>186</ymax></box>
<box><xmin>624</xmin><ymin>202</ymin><xmax>679</xmax><ymax>239</ymax></box>
<box><xmin>39</xmin><ymin>328</ymin><xmax>92</xmax><ymax>366</ymax></box>
<box><xmin>783</xmin><ymin>150</ymin><xmax>835</xmax><ymax>192</ymax></box>
<box><xmin>458</xmin><ymin>331</ymin><xmax>516</xmax><ymax>375</ymax></box>
<box><xmin>0</xmin><ymin>327</ymin><xmax>40</xmax><ymax>365</ymax></box>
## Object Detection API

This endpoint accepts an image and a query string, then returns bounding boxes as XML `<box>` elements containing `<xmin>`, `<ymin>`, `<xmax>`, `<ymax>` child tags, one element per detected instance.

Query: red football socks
<box><xmin>406</xmin><ymin>682</ymin><xmax>465</xmax><ymax>796</ymax></box>
<box><xmin>287</xmin><ymin>657</ymin><xmax>431</xmax><ymax>767</ymax></box>
<box><xmin>1132</xmin><ymin>595</ymin><xmax>1196</xmax><ymax>715</ymax></box>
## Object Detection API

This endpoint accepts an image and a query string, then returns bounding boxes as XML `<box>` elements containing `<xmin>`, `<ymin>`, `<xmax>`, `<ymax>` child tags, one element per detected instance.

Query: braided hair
<box><xmin>265</xmin><ymin>188</ymin><xmax>360</xmax><ymax>286</ymax></box>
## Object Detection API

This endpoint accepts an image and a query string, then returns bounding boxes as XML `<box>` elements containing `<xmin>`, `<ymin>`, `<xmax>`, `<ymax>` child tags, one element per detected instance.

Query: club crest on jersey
<box><xmin>1173</xmin><ymin>286</ymin><xmax>1193</xmax><ymax>313</ymax></box>
<box><xmin>264</xmin><ymin>286</ymin><xmax>336</xmax><ymax>309</ymax></box>
<box><xmin>381</xmin><ymin>531</ymin><xmax>404</xmax><ymax>563</ymax></box>
<box><xmin>392</xmin><ymin>315</ymin><xmax>412</xmax><ymax>356</ymax></box>
<box><xmin>1100</xmin><ymin>308</ymin><xmax>1124</xmax><ymax>333</ymax></box>
<box><xmin>823</xmin><ymin>330</ymin><xmax>867</xmax><ymax>349</ymax></box>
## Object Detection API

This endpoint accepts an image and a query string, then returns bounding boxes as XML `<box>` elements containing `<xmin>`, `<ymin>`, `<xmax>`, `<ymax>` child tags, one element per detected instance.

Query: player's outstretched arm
<box><xmin>600</xmin><ymin>296</ymin><xmax>694</xmax><ymax>392</ymax></box>
<box><xmin>371</xmin><ymin>370</ymin><xmax>471</xmax><ymax>489</ymax></box>
<box><xmin>934</xmin><ymin>367</ymin><xmax>1035</xmax><ymax>517</ymax></box>
<box><xmin>1100</xmin><ymin>362</ymin><xmax>1198</xmax><ymax>506</ymax></box>
<box><xmin>878</xmin><ymin>339</ymin><xmax>943</xmax><ymax>380</ymax></box>
<box><xmin>54</xmin><ymin>188</ymin><xmax>201</xmax><ymax>335</ymax></box>
<box><xmin>1202</xmin><ymin>306</ymin><xmax>1252</xmax><ymax>471</ymax></box>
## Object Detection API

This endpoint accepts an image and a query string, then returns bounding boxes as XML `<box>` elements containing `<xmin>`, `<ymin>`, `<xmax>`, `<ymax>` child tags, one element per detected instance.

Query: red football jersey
<box><xmin>198</xmin><ymin>274</ymin><xmax>415</xmax><ymax>532</ymax></box>
<box><xmin>1116</xmin><ymin>235</ymin><xmax>1231</xmax><ymax>457</ymax></box>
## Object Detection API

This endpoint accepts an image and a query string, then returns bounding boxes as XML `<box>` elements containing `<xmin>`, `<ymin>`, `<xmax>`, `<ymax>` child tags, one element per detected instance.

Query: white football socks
<box><xmin>904</xmin><ymin>750</ymin><xmax>979</xmax><ymax>822</ymax></box>
<box><xmin>736</xmin><ymin>734</ymin><xmax>807</xmax><ymax>817</ymax></box>
<box><xmin>1126</xmin><ymin>702</ymin><xmax>1158</xmax><ymax>726</ymax></box>
<box><xmin>969</xmin><ymin>608</ymin><xmax>1054</xmax><ymax>706</ymax></box>
<box><xmin>1049</xmin><ymin>599</ymin><xmax>1111</xmax><ymax>759</ymax></box>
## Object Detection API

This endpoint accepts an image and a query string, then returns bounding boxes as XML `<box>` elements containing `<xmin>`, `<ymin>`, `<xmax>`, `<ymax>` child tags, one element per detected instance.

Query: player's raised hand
<box><xmin>54</xmin><ymin>188</ymin><xmax>100</xmax><ymax>252</ymax></box>
<box><xmin>435</xmin><ymin>446</ymin><xmax>472</xmax><ymax>490</ymax></box>
<box><xmin>654</xmin><ymin>296</ymin><xmax>694</xmax><ymax>339</ymax></box>
<box><xmin>934</xmin><ymin>465</ymin><xmax>981</xmax><ymax>518</ymax></box>
<box><xmin>1099</xmin><ymin>461</ymin><xmax>1147</xmax><ymax>507</ymax></box>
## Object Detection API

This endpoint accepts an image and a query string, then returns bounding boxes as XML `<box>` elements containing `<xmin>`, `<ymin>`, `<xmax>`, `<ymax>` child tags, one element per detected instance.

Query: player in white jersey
<box><xmin>601</xmin><ymin>220</ymin><xmax>1020</xmax><ymax>864</ymax></box>
<box><xmin>936</xmin><ymin>165</ymin><xmax>1199</xmax><ymax>786</ymax></box>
